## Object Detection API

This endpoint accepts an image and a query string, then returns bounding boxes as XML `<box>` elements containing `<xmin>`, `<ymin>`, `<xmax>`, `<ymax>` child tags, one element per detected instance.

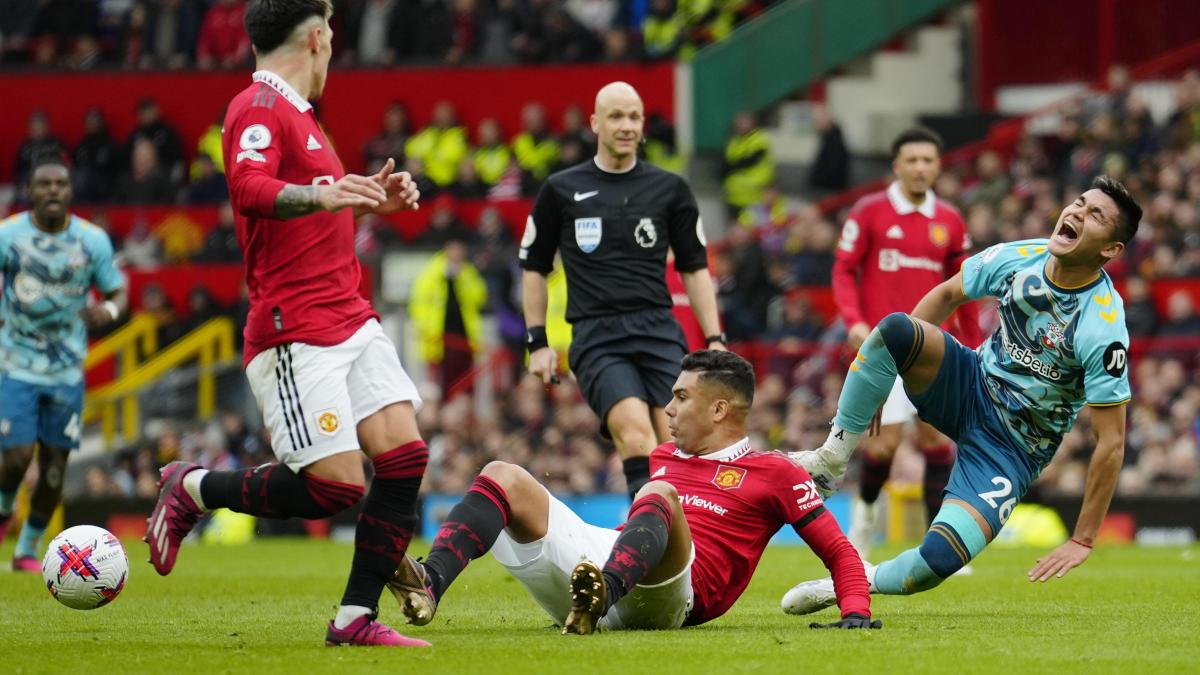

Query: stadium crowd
<box><xmin>20</xmin><ymin>68</ymin><xmax>1200</xmax><ymax>502</ymax></box>
<box><xmin>0</xmin><ymin>0</ymin><xmax>775</xmax><ymax>70</ymax></box>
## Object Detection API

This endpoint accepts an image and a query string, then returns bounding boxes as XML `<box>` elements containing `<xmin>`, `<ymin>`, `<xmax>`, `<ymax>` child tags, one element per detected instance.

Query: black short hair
<box><xmin>1091</xmin><ymin>175</ymin><xmax>1142</xmax><ymax>244</ymax></box>
<box><xmin>30</xmin><ymin>153</ymin><xmax>70</xmax><ymax>175</ymax></box>
<box><xmin>244</xmin><ymin>0</ymin><xmax>331</xmax><ymax>54</ymax></box>
<box><xmin>891</xmin><ymin>126</ymin><xmax>943</xmax><ymax>160</ymax></box>
<box><xmin>680</xmin><ymin>350</ymin><xmax>755</xmax><ymax>409</ymax></box>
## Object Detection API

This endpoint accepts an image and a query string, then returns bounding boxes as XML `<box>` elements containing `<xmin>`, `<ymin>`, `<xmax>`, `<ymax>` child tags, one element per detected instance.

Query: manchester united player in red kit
<box><xmin>385</xmin><ymin>351</ymin><xmax>877</xmax><ymax>633</ymax></box>
<box><xmin>145</xmin><ymin>0</ymin><xmax>431</xmax><ymax>647</ymax></box>
<box><xmin>832</xmin><ymin>127</ymin><xmax>981</xmax><ymax>559</ymax></box>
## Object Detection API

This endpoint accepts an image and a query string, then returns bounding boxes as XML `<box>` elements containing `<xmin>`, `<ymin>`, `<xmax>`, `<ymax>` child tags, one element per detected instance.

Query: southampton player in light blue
<box><xmin>782</xmin><ymin>176</ymin><xmax>1142</xmax><ymax>615</ymax></box>
<box><xmin>0</xmin><ymin>159</ymin><xmax>127</xmax><ymax>571</ymax></box>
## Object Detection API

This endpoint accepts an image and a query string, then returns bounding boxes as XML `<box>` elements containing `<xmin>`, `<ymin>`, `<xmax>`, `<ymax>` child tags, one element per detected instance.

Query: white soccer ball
<box><xmin>41</xmin><ymin>525</ymin><xmax>129</xmax><ymax>610</ymax></box>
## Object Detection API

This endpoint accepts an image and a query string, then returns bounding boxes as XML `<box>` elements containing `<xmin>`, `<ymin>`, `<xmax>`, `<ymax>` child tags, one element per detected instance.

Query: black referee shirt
<box><xmin>519</xmin><ymin>159</ymin><xmax>709</xmax><ymax>322</ymax></box>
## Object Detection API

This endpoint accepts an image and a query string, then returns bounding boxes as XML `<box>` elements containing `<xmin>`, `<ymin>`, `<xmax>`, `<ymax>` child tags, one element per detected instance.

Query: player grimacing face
<box><xmin>892</xmin><ymin>141</ymin><xmax>940</xmax><ymax>198</ymax></box>
<box><xmin>27</xmin><ymin>164</ymin><xmax>72</xmax><ymax>226</ymax></box>
<box><xmin>1048</xmin><ymin>188</ymin><xmax>1125</xmax><ymax>266</ymax></box>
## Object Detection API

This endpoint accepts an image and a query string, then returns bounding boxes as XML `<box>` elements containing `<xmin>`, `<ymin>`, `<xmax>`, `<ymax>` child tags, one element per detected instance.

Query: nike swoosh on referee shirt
<box><xmin>574</xmin><ymin>191</ymin><xmax>600</xmax><ymax>201</ymax></box>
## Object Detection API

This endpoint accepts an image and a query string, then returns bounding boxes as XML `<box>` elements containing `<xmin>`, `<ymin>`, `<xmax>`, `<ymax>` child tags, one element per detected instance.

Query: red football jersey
<box><xmin>222</xmin><ymin>70</ymin><xmax>377</xmax><ymax>364</ymax></box>
<box><xmin>832</xmin><ymin>182</ymin><xmax>981</xmax><ymax>346</ymax></box>
<box><xmin>649</xmin><ymin>439</ymin><xmax>869</xmax><ymax>625</ymax></box>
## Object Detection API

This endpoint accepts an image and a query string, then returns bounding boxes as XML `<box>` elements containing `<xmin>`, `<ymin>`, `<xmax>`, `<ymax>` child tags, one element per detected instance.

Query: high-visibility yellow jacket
<box><xmin>512</xmin><ymin>132</ymin><xmax>560</xmax><ymax>181</ymax></box>
<box><xmin>474</xmin><ymin>144</ymin><xmax>512</xmax><ymax>185</ymax></box>
<box><xmin>409</xmin><ymin>252</ymin><xmax>488</xmax><ymax>364</ymax></box>
<box><xmin>723</xmin><ymin>128</ymin><xmax>774</xmax><ymax>208</ymax></box>
<box><xmin>406</xmin><ymin>125</ymin><xmax>469</xmax><ymax>187</ymax></box>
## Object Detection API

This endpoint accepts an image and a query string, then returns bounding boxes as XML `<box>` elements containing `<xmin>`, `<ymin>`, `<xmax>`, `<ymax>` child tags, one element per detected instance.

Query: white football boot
<box><xmin>781</xmin><ymin>562</ymin><xmax>877</xmax><ymax>615</ymax></box>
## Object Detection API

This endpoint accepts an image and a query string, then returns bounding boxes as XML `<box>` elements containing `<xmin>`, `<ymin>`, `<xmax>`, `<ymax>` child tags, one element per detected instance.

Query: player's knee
<box><xmin>635</xmin><ymin>479</ymin><xmax>678</xmax><ymax>503</ymax></box>
<box><xmin>877</xmin><ymin>312</ymin><xmax>921</xmax><ymax>371</ymax></box>
<box><xmin>479</xmin><ymin>460</ymin><xmax>532</xmax><ymax>493</ymax></box>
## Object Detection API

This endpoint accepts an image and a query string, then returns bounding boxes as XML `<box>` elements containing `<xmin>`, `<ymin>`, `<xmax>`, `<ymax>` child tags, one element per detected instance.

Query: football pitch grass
<box><xmin>3</xmin><ymin>538</ymin><xmax>1197</xmax><ymax>674</ymax></box>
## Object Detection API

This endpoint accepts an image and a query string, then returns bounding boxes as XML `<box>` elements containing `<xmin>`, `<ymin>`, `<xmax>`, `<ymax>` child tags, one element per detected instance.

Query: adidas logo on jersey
<box><xmin>652</xmin><ymin>466</ymin><xmax>666</xmax><ymax>478</ymax></box>
<box><xmin>886</xmin><ymin>225</ymin><xmax>905</xmax><ymax>239</ymax></box>
<box><xmin>306</xmin><ymin>134</ymin><xmax>322</xmax><ymax>150</ymax></box>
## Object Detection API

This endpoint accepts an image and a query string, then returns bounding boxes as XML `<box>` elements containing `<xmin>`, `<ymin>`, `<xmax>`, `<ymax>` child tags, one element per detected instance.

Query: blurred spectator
<box><xmin>196</xmin><ymin>0</ymin><xmax>251</xmax><ymax>69</ymax></box>
<box><xmin>190</xmin><ymin>110</ymin><xmax>226</xmax><ymax>181</ymax></box>
<box><xmin>566</xmin><ymin>0</ymin><xmax>617</xmax><ymax>33</ymax></box>
<box><xmin>340</xmin><ymin>0</ymin><xmax>406</xmax><ymax>66</ymax></box>
<box><xmin>141</xmin><ymin>0</ymin><xmax>203</xmax><ymax>69</ymax></box>
<box><xmin>197</xmin><ymin>202</ymin><xmax>242</xmax><ymax>262</ymax></box>
<box><xmin>182</xmin><ymin>285</ymin><xmax>223</xmax><ymax>332</ymax></box>
<box><xmin>409</xmin><ymin>239</ymin><xmax>488</xmax><ymax>396</ymax></box>
<box><xmin>722</xmin><ymin>110</ymin><xmax>774</xmax><ymax>218</ymax></box>
<box><xmin>644</xmin><ymin>112</ymin><xmax>683</xmax><ymax>174</ymax></box>
<box><xmin>512</xmin><ymin>102</ymin><xmax>559</xmax><ymax>182</ymax></box>
<box><xmin>715</xmin><ymin>224</ymin><xmax>774</xmax><ymax>339</ymax></box>
<box><xmin>473</xmin><ymin>118</ymin><xmax>512</xmax><ymax>185</ymax></box>
<box><xmin>113</xmin><ymin>137</ymin><xmax>176</xmax><ymax>204</ymax></box>
<box><xmin>1158</xmin><ymin>290</ymin><xmax>1200</xmax><ymax>337</ymax></box>
<box><xmin>765</xmin><ymin>291</ymin><xmax>823</xmax><ymax>343</ymax></box>
<box><xmin>0</xmin><ymin>1</ymin><xmax>40</xmax><ymax>63</ymax></box>
<box><xmin>790</xmin><ymin>219</ymin><xmax>836</xmax><ymax>286</ymax></box>
<box><xmin>128</xmin><ymin>97</ymin><xmax>184</xmax><ymax>183</ymax></box>
<box><xmin>15</xmin><ymin>109</ymin><xmax>66</xmax><ymax>190</ymax></box>
<box><xmin>738</xmin><ymin>184</ymin><xmax>796</xmax><ymax>233</ymax></box>
<box><xmin>450</xmin><ymin>158</ymin><xmax>489</xmax><ymax>199</ymax></box>
<box><xmin>406</xmin><ymin>101</ymin><xmax>469</xmax><ymax>187</ymax></box>
<box><xmin>363</xmin><ymin>102</ymin><xmax>411</xmax><ymax>170</ymax></box>
<box><xmin>808</xmin><ymin>103</ymin><xmax>849</xmax><ymax>192</ymax></box>
<box><xmin>601</xmin><ymin>28</ymin><xmax>636</xmax><ymax>61</ymax></box>
<box><xmin>121</xmin><ymin>219</ymin><xmax>164</xmax><ymax>269</ymax></box>
<box><xmin>32</xmin><ymin>0</ymin><xmax>99</xmax><ymax>66</ymax></box>
<box><xmin>415</xmin><ymin>195</ymin><xmax>472</xmax><ymax>247</ymax></box>
<box><xmin>72</xmin><ymin>108</ymin><xmax>119</xmax><ymax>203</ymax></box>
<box><xmin>1123</xmin><ymin>277</ymin><xmax>1158</xmax><ymax>338</ymax></box>
<box><xmin>445</xmin><ymin>0</ymin><xmax>482</xmax><ymax>64</ymax></box>
<box><xmin>965</xmin><ymin>150</ymin><xmax>1011</xmax><ymax>208</ymax></box>
<box><xmin>641</xmin><ymin>0</ymin><xmax>685</xmax><ymax>59</ymax></box>
<box><xmin>140</xmin><ymin>282</ymin><xmax>186</xmax><ymax>345</ymax></box>
<box><xmin>187</xmin><ymin>154</ymin><xmax>230</xmax><ymax>204</ymax></box>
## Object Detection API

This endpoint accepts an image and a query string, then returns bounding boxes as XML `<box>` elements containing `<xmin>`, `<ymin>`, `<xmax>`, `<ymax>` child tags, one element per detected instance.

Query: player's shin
<box><xmin>339</xmin><ymin>442</ymin><xmax>428</xmax><ymax>624</ymax></box>
<box><xmin>600</xmin><ymin>493</ymin><xmax>674</xmax><ymax>612</ymax></box>
<box><xmin>423</xmin><ymin>473</ymin><xmax>513</xmax><ymax>601</ymax></box>
<box><xmin>872</xmin><ymin>503</ymin><xmax>986</xmax><ymax>594</ymax></box>
<box><xmin>197</xmin><ymin>464</ymin><xmax>364</xmax><ymax>518</ymax></box>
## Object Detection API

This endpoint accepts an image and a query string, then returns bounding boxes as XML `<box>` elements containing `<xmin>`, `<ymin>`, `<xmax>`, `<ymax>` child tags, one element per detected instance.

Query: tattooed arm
<box><xmin>272</xmin><ymin>175</ymin><xmax>388</xmax><ymax>220</ymax></box>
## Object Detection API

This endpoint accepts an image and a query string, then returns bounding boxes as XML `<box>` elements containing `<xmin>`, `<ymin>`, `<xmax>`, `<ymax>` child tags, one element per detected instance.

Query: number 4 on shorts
<box><xmin>64</xmin><ymin>413</ymin><xmax>81</xmax><ymax>442</ymax></box>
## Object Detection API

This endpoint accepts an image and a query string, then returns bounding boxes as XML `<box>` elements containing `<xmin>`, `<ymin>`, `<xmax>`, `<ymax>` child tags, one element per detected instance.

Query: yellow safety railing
<box><xmin>83</xmin><ymin>317</ymin><xmax>238</xmax><ymax>448</ymax></box>
<box><xmin>84</xmin><ymin>313</ymin><xmax>159</xmax><ymax>435</ymax></box>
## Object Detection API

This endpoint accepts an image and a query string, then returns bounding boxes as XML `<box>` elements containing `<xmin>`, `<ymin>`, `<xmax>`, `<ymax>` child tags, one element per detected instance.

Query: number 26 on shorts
<box><xmin>979</xmin><ymin>476</ymin><xmax>1016</xmax><ymax>524</ymax></box>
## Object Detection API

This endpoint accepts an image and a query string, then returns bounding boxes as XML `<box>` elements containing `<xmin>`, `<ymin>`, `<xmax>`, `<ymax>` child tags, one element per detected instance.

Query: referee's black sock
<box><xmin>622</xmin><ymin>456</ymin><xmax>651</xmax><ymax>500</ymax></box>
<box><xmin>601</xmin><ymin>493</ymin><xmax>674</xmax><ymax>612</ymax></box>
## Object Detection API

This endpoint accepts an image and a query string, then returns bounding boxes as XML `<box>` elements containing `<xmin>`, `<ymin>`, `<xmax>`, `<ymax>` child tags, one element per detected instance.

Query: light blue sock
<box><xmin>0</xmin><ymin>488</ymin><xmax>15</xmax><ymax>516</ymax></box>
<box><xmin>15</xmin><ymin>514</ymin><xmax>49</xmax><ymax>559</ymax></box>
<box><xmin>873</xmin><ymin>503</ymin><xmax>989</xmax><ymax>596</ymax></box>
<box><xmin>832</xmin><ymin>328</ymin><xmax>902</xmax><ymax>433</ymax></box>
<box><xmin>872</xmin><ymin>547</ymin><xmax>939</xmax><ymax>595</ymax></box>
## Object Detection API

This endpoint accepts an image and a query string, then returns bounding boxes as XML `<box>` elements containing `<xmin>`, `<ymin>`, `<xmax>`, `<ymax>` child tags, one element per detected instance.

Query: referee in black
<box><xmin>519</xmin><ymin>81</ymin><xmax>726</xmax><ymax>499</ymax></box>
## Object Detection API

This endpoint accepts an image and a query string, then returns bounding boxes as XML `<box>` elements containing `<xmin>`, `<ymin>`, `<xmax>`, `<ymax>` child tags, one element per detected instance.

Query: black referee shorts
<box><xmin>568</xmin><ymin>307</ymin><xmax>688</xmax><ymax>438</ymax></box>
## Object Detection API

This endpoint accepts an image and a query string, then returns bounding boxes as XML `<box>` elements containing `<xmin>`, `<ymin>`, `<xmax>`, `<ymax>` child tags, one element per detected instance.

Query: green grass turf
<box><xmin>2</xmin><ymin>538</ymin><xmax>1197</xmax><ymax>674</ymax></box>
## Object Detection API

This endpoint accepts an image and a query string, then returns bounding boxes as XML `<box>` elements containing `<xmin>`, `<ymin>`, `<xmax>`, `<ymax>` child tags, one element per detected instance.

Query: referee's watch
<box><xmin>705</xmin><ymin>333</ymin><xmax>727</xmax><ymax>347</ymax></box>
<box><xmin>526</xmin><ymin>326</ymin><xmax>549</xmax><ymax>352</ymax></box>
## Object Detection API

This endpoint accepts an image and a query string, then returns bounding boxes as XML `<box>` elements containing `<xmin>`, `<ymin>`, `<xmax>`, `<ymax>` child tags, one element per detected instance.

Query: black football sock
<box><xmin>423</xmin><ymin>474</ymin><xmax>511</xmax><ymax>601</ymax></box>
<box><xmin>198</xmin><ymin>464</ymin><xmax>363</xmax><ymax>519</ymax></box>
<box><xmin>858</xmin><ymin>453</ymin><xmax>891</xmax><ymax>505</ymax></box>
<box><xmin>601</xmin><ymin>493</ymin><xmax>673</xmax><ymax>612</ymax></box>
<box><xmin>622</xmin><ymin>456</ymin><xmax>651</xmax><ymax>500</ymax></box>
<box><xmin>340</xmin><ymin>441</ymin><xmax>428</xmax><ymax>608</ymax></box>
<box><xmin>922</xmin><ymin>445</ymin><xmax>955</xmax><ymax>527</ymax></box>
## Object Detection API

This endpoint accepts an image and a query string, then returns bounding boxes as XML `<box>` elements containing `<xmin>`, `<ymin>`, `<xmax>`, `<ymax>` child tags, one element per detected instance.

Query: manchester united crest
<box><xmin>315</xmin><ymin>408</ymin><xmax>341</xmax><ymax>436</ymax></box>
<box><xmin>929</xmin><ymin>222</ymin><xmax>949</xmax><ymax>247</ymax></box>
<box><xmin>712</xmin><ymin>464</ymin><xmax>747</xmax><ymax>490</ymax></box>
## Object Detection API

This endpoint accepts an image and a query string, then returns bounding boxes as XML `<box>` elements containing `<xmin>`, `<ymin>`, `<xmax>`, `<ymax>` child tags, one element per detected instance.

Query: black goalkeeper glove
<box><xmin>809</xmin><ymin>613</ymin><xmax>882</xmax><ymax>630</ymax></box>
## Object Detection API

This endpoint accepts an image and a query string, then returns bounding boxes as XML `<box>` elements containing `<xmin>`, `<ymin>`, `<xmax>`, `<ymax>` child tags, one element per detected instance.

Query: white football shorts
<box><xmin>491</xmin><ymin>488</ymin><xmax>694</xmax><ymax>631</ymax></box>
<box><xmin>245</xmin><ymin>318</ymin><xmax>420</xmax><ymax>471</ymax></box>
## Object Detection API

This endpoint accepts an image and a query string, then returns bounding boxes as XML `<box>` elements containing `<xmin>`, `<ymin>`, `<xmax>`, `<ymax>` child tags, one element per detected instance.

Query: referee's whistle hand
<box><xmin>528</xmin><ymin>347</ymin><xmax>559</xmax><ymax>385</ymax></box>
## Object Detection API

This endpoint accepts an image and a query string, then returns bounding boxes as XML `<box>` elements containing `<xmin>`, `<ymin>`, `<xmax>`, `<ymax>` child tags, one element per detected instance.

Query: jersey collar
<box><xmin>252</xmin><ymin>70</ymin><xmax>313</xmax><ymax>113</ymax></box>
<box><xmin>887</xmin><ymin>181</ymin><xmax>937</xmax><ymax>218</ymax></box>
<box><xmin>593</xmin><ymin>156</ymin><xmax>638</xmax><ymax>174</ymax></box>
<box><xmin>673</xmin><ymin>436</ymin><xmax>752</xmax><ymax>462</ymax></box>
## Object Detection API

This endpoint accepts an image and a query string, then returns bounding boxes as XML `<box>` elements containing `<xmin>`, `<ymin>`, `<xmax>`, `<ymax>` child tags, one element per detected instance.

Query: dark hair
<box><xmin>680</xmin><ymin>350</ymin><xmax>755</xmax><ymax>409</ymax></box>
<box><xmin>1091</xmin><ymin>175</ymin><xmax>1142</xmax><ymax>244</ymax></box>
<box><xmin>244</xmin><ymin>0</ymin><xmax>331</xmax><ymax>54</ymax></box>
<box><xmin>891</xmin><ymin>126</ymin><xmax>943</xmax><ymax>159</ymax></box>
<box><xmin>30</xmin><ymin>153</ymin><xmax>70</xmax><ymax>175</ymax></box>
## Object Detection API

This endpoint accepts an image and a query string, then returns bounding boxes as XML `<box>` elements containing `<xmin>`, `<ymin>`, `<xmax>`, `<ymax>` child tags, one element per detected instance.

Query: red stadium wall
<box><xmin>0</xmin><ymin>63</ymin><xmax>675</xmax><ymax>183</ymax></box>
<box><xmin>975</xmin><ymin>0</ymin><xmax>1200</xmax><ymax>107</ymax></box>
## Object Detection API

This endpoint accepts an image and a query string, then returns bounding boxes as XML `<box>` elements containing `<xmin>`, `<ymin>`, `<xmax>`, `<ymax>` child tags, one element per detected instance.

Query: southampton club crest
<box><xmin>574</xmin><ymin>217</ymin><xmax>602</xmax><ymax>253</ymax></box>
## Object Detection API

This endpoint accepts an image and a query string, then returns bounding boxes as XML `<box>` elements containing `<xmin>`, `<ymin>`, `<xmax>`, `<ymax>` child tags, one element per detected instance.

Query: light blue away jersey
<box><xmin>0</xmin><ymin>212</ymin><xmax>124</xmax><ymax>385</ymax></box>
<box><xmin>961</xmin><ymin>239</ymin><xmax>1130</xmax><ymax>469</ymax></box>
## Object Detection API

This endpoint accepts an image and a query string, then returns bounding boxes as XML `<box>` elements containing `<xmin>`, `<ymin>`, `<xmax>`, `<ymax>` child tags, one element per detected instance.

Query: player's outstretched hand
<box><xmin>318</xmin><ymin>174</ymin><xmax>387</xmax><ymax>212</ymax></box>
<box><xmin>528</xmin><ymin>346</ymin><xmax>560</xmax><ymax>385</ymax></box>
<box><xmin>809</xmin><ymin>613</ymin><xmax>882</xmax><ymax>630</ymax></box>
<box><xmin>366</xmin><ymin>158</ymin><xmax>421</xmax><ymax>214</ymax></box>
<box><xmin>1028</xmin><ymin>539</ymin><xmax>1091</xmax><ymax>582</ymax></box>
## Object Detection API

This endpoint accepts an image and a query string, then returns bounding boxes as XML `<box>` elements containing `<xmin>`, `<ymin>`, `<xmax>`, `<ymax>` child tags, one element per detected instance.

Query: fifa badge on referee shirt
<box><xmin>574</xmin><ymin>218</ymin><xmax>602</xmax><ymax>253</ymax></box>
<box><xmin>713</xmin><ymin>465</ymin><xmax>747</xmax><ymax>490</ymax></box>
